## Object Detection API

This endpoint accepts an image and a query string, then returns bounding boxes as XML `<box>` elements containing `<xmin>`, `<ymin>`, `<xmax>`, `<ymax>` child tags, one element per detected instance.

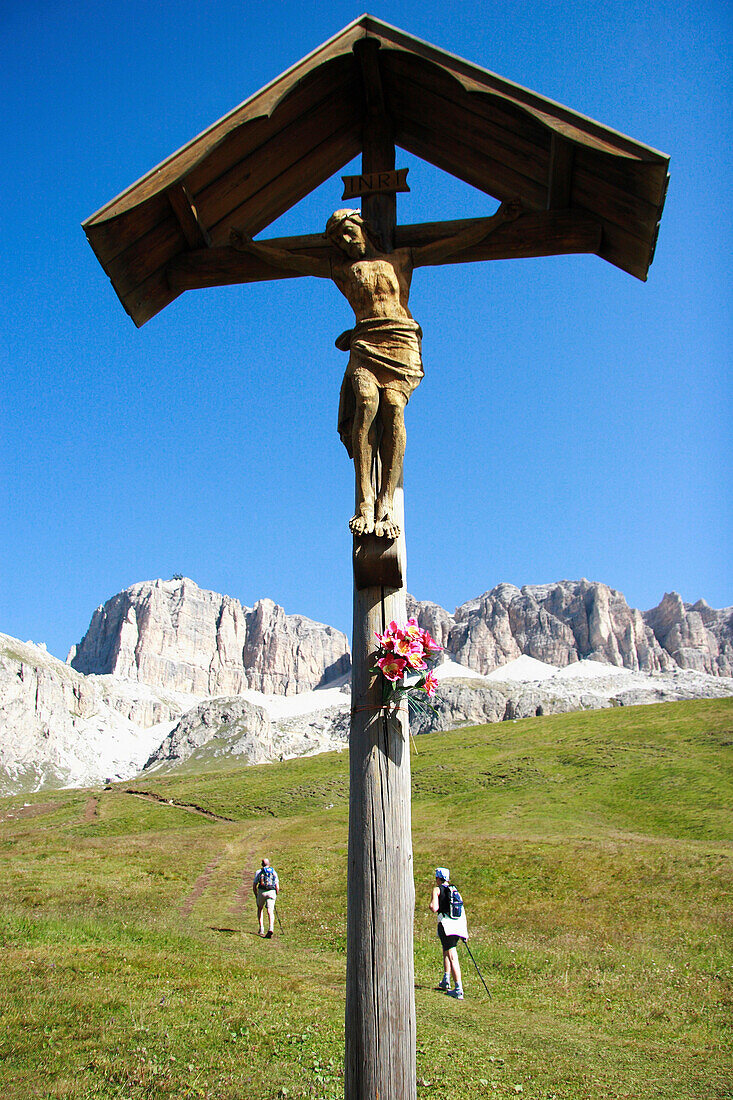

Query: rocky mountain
<box><xmin>142</xmin><ymin>691</ymin><xmax>352</xmax><ymax>775</ymax></box>
<box><xmin>0</xmin><ymin>632</ymin><xmax>351</xmax><ymax>794</ymax></box>
<box><xmin>145</xmin><ymin>697</ymin><xmax>274</xmax><ymax>770</ymax></box>
<box><xmin>643</xmin><ymin>592</ymin><xmax>732</xmax><ymax>676</ymax></box>
<box><xmin>408</xmin><ymin>580</ymin><xmax>732</xmax><ymax>677</ymax></box>
<box><xmin>0</xmin><ymin>632</ymin><xmax>194</xmax><ymax>795</ymax></box>
<box><xmin>68</xmin><ymin>578</ymin><xmax>350</xmax><ymax>696</ymax></box>
<box><xmin>407</xmin><ymin>657</ymin><xmax>733</xmax><ymax>736</ymax></box>
<box><xmin>2</xmin><ymin>576</ymin><xmax>731</xmax><ymax>796</ymax></box>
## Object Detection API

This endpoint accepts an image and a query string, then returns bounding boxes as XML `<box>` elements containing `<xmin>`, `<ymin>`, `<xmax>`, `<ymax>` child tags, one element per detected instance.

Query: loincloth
<box><xmin>336</xmin><ymin>317</ymin><xmax>424</xmax><ymax>457</ymax></box>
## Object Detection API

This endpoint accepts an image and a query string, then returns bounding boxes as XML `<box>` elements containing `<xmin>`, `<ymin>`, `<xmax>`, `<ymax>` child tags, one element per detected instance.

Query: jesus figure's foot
<box><xmin>374</xmin><ymin>506</ymin><xmax>400</xmax><ymax>540</ymax></box>
<box><xmin>349</xmin><ymin>505</ymin><xmax>374</xmax><ymax>536</ymax></box>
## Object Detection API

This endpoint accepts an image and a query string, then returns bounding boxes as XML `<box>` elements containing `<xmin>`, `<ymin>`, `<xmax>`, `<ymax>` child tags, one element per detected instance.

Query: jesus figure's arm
<box><xmin>229</xmin><ymin>229</ymin><xmax>331</xmax><ymax>279</ymax></box>
<box><xmin>411</xmin><ymin>200</ymin><xmax>522</xmax><ymax>268</ymax></box>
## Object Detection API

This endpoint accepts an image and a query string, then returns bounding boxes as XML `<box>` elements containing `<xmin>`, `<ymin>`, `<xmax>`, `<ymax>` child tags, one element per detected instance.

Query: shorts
<box><xmin>257</xmin><ymin>887</ymin><xmax>277</xmax><ymax>912</ymax></box>
<box><xmin>438</xmin><ymin>923</ymin><xmax>463</xmax><ymax>951</ymax></box>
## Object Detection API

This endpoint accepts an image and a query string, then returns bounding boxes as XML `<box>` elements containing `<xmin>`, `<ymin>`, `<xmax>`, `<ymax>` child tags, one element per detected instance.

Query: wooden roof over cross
<box><xmin>83</xmin><ymin>14</ymin><xmax>670</xmax><ymax>327</ymax></box>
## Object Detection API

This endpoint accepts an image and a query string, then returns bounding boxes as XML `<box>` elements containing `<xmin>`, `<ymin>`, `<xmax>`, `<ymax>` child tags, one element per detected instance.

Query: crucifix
<box><xmin>82</xmin><ymin>17</ymin><xmax>668</xmax><ymax>1100</ymax></box>
<box><xmin>230</xmin><ymin>198</ymin><xmax>519</xmax><ymax>541</ymax></box>
<box><xmin>226</xmin><ymin>45</ymin><xmax>521</xmax><ymax>1095</ymax></box>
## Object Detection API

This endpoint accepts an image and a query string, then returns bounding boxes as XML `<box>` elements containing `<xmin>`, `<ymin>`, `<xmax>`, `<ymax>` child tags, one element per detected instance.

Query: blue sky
<box><xmin>1</xmin><ymin>0</ymin><xmax>730</xmax><ymax>660</ymax></box>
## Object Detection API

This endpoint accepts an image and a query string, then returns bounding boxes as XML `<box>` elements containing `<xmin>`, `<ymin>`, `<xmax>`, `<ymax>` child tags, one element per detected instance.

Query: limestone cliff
<box><xmin>145</xmin><ymin>697</ymin><xmax>274</xmax><ymax>770</ymax></box>
<box><xmin>644</xmin><ymin>593</ymin><xmax>732</xmax><ymax>676</ymax></box>
<box><xmin>68</xmin><ymin>578</ymin><xmax>351</xmax><ymax>696</ymax></box>
<box><xmin>0</xmin><ymin>632</ymin><xmax>192</xmax><ymax>794</ymax></box>
<box><xmin>408</xmin><ymin>580</ymin><xmax>679</xmax><ymax>674</ymax></box>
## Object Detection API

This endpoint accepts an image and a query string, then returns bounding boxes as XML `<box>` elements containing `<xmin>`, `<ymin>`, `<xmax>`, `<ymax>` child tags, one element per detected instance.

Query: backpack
<box><xmin>441</xmin><ymin>884</ymin><xmax>463</xmax><ymax>919</ymax></box>
<box><xmin>259</xmin><ymin>866</ymin><xmax>277</xmax><ymax>889</ymax></box>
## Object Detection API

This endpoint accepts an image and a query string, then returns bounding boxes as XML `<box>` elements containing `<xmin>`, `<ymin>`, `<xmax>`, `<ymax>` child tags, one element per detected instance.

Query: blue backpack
<box><xmin>259</xmin><ymin>866</ymin><xmax>277</xmax><ymax>889</ymax></box>
<box><xmin>441</xmin><ymin>884</ymin><xmax>463</xmax><ymax>919</ymax></box>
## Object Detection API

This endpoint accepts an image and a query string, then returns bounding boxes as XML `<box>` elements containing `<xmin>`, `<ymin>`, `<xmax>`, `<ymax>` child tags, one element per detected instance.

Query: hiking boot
<box><xmin>265</xmin><ymin>930</ymin><xmax>273</xmax><ymax>938</ymax></box>
<box><xmin>437</xmin><ymin>975</ymin><xmax>450</xmax><ymax>991</ymax></box>
<box><xmin>448</xmin><ymin>986</ymin><xmax>464</xmax><ymax>1000</ymax></box>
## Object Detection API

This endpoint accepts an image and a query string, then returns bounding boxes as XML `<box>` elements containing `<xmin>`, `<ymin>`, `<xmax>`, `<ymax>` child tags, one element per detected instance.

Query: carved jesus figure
<box><xmin>231</xmin><ymin>201</ymin><xmax>518</xmax><ymax>537</ymax></box>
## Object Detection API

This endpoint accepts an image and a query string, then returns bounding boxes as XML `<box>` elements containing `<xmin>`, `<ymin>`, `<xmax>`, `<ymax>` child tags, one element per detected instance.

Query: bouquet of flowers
<box><xmin>373</xmin><ymin>618</ymin><xmax>442</xmax><ymax>717</ymax></box>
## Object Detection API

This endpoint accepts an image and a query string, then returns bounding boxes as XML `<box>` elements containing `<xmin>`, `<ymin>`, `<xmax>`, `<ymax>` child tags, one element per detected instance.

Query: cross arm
<box><xmin>410</xmin><ymin>200</ymin><xmax>521</xmax><ymax>267</ymax></box>
<box><xmin>165</xmin><ymin>212</ymin><xmax>603</xmax><ymax>292</ymax></box>
<box><xmin>229</xmin><ymin>228</ymin><xmax>331</xmax><ymax>279</ymax></box>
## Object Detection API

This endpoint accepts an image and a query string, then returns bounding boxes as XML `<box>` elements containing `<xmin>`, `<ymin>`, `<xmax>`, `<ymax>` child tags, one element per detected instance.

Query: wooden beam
<box><xmin>166</xmin><ymin>183</ymin><xmax>212</xmax><ymax>248</ymax></box>
<box><xmin>346</xmin><ymin>549</ymin><xmax>413</xmax><ymax>1100</ymax></box>
<box><xmin>546</xmin><ymin>133</ymin><xmax>575</xmax><ymax>210</ymax></box>
<box><xmin>354</xmin><ymin>35</ymin><xmax>387</xmax><ymax>115</ymax></box>
<box><xmin>354</xmin><ymin>36</ymin><xmax>396</xmax><ymax>251</ymax></box>
<box><xmin>165</xmin><ymin>212</ymin><xmax>603</xmax><ymax>291</ymax></box>
<box><xmin>349</xmin><ymin>38</ymin><xmax>415</xmax><ymax>1099</ymax></box>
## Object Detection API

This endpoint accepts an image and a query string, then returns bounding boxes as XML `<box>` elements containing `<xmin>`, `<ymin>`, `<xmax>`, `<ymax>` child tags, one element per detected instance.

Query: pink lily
<box><xmin>423</xmin><ymin>670</ymin><xmax>438</xmax><ymax>698</ymax></box>
<box><xmin>419</xmin><ymin>629</ymin><xmax>442</xmax><ymax>653</ymax></box>
<box><xmin>377</xmin><ymin>655</ymin><xmax>407</xmax><ymax>682</ymax></box>
<box><xmin>394</xmin><ymin>635</ymin><xmax>423</xmax><ymax>657</ymax></box>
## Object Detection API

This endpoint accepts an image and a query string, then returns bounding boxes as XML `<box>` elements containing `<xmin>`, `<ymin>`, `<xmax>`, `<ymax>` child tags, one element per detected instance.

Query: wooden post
<box><xmin>346</xmin><ymin>493</ymin><xmax>415</xmax><ymax>1099</ymax></box>
<box><xmin>345</xmin><ymin>36</ymin><xmax>417</xmax><ymax>1100</ymax></box>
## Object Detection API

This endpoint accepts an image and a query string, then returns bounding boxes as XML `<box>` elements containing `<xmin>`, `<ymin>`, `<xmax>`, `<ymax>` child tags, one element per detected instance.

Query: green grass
<box><xmin>0</xmin><ymin>699</ymin><xmax>731</xmax><ymax>1098</ymax></box>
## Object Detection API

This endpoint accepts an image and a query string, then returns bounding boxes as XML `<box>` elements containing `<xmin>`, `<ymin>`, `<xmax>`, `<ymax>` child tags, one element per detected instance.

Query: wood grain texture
<box><xmin>547</xmin><ymin>133</ymin><xmax>575</xmax><ymax>210</ymax></box>
<box><xmin>346</xmin><ymin>487</ymin><xmax>415</xmax><ymax>1100</ymax></box>
<box><xmin>165</xmin><ymin>212</ymin><xmax>603</xmax><ymax>292</ymax></box>
<box><xmin>356</xmin><ymin>38</ymin><xmax>397</xmax><ymax>253</ymax></box>
<box><xmin>167</xmin><ymin>184</ymin><xmax>212</xmax><ymax>248</ymax></box>
<box><xmin>84</xmin><ymin>20</ymin><xmax>668</xmax><ymax>326</ymax></box>
<box><xmin>345</xmin><ymin>55</ymin><xmax>415</xmax><ymax>1095</ymax></box>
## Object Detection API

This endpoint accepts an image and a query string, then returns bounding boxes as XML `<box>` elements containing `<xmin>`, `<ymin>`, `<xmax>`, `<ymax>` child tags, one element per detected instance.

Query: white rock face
<box><xmin>408</xmin><ymin>658</ymin><xmax>733</xmax><ymax>735</ymax></box>
<box><xmin>145</xmin><ymin>697</ymin><xmax>274</xmax><ymax>770</ymax></box>
<box><xmin>644</xmin><ymin>593</ymin><xmax>732</xmax><ymax>676</ymax></box>
<box><xmin>409</xmin><ymin>580</ymin><xmax>684</xmax><ymax>675</ymax></box>
<box><xmin>2</xmin><ymin>578</ymin><xmax>731</xmax><ymax>796</ymax></box>
<box><xmin>68</xmin><ymin>578</ymin><xmax>350</xmax><ymax>696</ymax></box>
<box><xmin>0</xmin><ymin>633</ymin><xmax>195</xmax><ymax>794</ymax></box>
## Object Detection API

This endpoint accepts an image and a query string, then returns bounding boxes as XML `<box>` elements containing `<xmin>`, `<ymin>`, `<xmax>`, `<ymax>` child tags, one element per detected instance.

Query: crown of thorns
<box><xmin>325</xmin><ymin>208</ymin><xmax>365</xmax><ymax>237</ymax></box>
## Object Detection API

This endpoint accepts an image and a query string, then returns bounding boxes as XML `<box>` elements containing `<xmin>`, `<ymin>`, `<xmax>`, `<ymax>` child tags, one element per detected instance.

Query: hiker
<box><xmin>253</xmin><ymin>857</ymin><xmax>280</xmax><ymax>938</ymax></box>
<box><xmin>430</xmin><ymin>867</ymin><xmax>468</xmax><ymax>999</ymax></box>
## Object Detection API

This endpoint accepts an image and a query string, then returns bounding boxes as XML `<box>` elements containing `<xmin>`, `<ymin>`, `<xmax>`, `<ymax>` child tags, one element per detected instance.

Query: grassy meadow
<box><xmin>1</xmin><ymin>698</ymin><xmax>731</xmax><ymax>1099</ymax></box>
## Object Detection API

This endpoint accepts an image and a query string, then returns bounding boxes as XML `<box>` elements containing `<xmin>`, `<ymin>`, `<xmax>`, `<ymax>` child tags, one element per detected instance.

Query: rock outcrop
<box><xmin>68</xmin><ymin>578</ymin><xmax>351</xmax><ymax>696</ymax></box>
<box><xmin>408</xmin><ymin>663</ymin><xmax>733</xmax><ymax>736</ymax></box>
<box><xmin>0</xmin><ymin>633</ymin><xmax>192</xmax><ymax>795</ymax></box>
<box><xmin>145</xmin><ymin>697</ymin><xmax>274</xmax><ymax>770</ymax></box>
<box><xmin>644</xmin><ymin>593</ymin><xmax>732</xmax><ymax>676</ymax></box>
<box><xmin>408</xmin><ymin>580</ymin><xmax>678</xmax><ymax>674</ymax></box>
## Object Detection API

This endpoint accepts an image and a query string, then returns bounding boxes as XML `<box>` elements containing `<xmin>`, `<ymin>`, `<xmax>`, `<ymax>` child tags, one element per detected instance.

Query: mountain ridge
<box><xmin>409</xmin><ymin>578</ymin><xmax>731</xmax><ymax>676</ymax></box>
<box><xmin>1</xmin><ymin>576</ymin><xmax>731</xmax><ymax>796</ymax></box>
<box><xmin>68</xmin><ymin>577</ymin><xmax>351</xmax><ymax>696</ymax></box>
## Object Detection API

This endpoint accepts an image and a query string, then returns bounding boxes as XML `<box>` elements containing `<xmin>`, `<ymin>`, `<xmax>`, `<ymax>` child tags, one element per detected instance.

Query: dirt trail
<box><xmin>180</xmin><ymin>856</ymin><xmax>222</xmax><ymax>916</ymax></box>
<box><xmin>122</xmin><ymin>789</ymin><xmax>234</xmax><ymax>821</ymax></box>
<box><xmin>229</xmin><ymin>840</ymin><xmax>261</xmax><ymax>919</ymax></box>
<box><xmin>2</xmin><ymin>801</ymin><xmax>62</xmax><ymax>822</ymax></box>
<box><xmin>123</xmin><ymin>793</ymin><xmax>261</xmax><ymax>925</ymax></box>
<box><xmin>84</xmin><ymin>797</ymin><xmax>98</xmax><ymax>821</ymax></box>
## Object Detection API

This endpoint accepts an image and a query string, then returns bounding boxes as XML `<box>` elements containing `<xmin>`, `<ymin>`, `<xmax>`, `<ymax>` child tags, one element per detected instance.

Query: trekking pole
<box><xmin>275</xmin><ymin>905</ymin><xmax>284</xmax><ymax>934</ymax></box>
<box><xmin>464</xmin><ymin>941</ymin><xmax>491</xmax><ymax>999</ymax></box>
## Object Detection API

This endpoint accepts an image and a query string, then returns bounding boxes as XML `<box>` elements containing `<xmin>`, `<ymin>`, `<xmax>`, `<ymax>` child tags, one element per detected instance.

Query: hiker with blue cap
<box><xmin>429</xmin><ymin>867</ymin><xmax>468</xmax><ymax>999</ymax></box>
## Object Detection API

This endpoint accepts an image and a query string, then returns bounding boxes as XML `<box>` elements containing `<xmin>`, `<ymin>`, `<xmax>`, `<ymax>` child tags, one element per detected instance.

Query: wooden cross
<box><xmin>217</xmin><ymin>42</ymin><xmax>524</xmax><ymax>1098</ymax></box>
<box><xmin>82</xmin><ymin>18</ymin><xmax>668</xmax><ymax>1100</ymax></box>
<box><xmin>209</xmin><ymin>47</ymin><xmax>528</xmax><ymax>1096</ymax></box>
